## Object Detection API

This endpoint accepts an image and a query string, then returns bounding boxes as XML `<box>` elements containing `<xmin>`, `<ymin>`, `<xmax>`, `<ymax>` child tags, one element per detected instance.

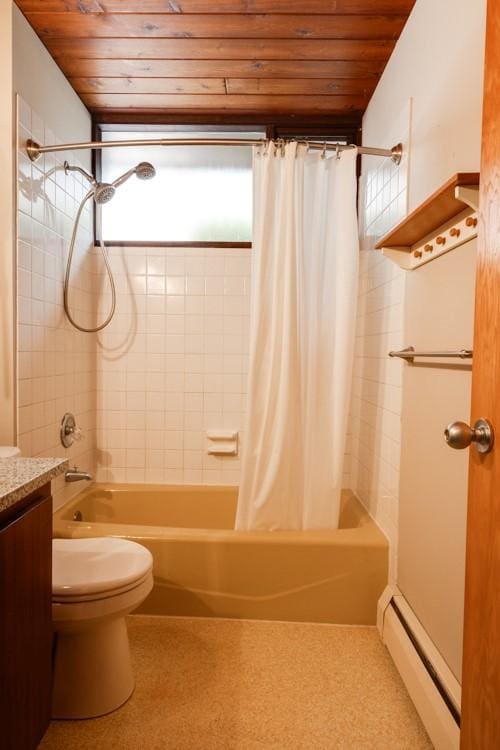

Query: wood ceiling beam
<box><xmin>24</xmin><ymin>13</ymin><xmax>408</xmax><ymax>40</ymax></box>
<box><xmin>95</xmin><ymin>113</ymin><xmax>362</xmax><ymax>127</ymax></box>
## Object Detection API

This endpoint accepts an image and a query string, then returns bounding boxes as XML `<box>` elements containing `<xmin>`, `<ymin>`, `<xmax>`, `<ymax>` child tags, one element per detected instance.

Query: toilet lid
<box><xmin>52</xmin><ymin>537</ymin><xmax>153</xmax><ymax>598</ymax></box>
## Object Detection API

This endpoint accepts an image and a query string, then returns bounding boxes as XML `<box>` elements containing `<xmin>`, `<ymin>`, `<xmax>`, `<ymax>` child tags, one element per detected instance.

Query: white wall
<box><xmin>0</xmin><ymin>3</ymin><xmax>15</xmax><ymax>445</ymax></box>
<box><xmin>13</xmin><ymin>5</ymin><xmax>90</xmax><ymax>170</ymax></box>
<box><xmin>351</xmin><ymin>0</ymin><xmax>486</xmax><ymax>579</ymax></box>
<box><xmin>363</xmin><ymin>0</ymin><xmax>486</xmax><ymax>212</ymax></box>
<box><xmin>12</xmin><ymin>7</ymin><xmax>94</xmax><ymax>508</ymax></box>
<box><xmin>16</xmin><ymin>94</ymin><xmax>96</xmax><ymax>512</ymax></box>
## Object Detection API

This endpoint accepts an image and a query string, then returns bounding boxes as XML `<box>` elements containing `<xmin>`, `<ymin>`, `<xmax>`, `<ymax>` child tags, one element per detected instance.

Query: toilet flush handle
<box><xmin>444</xmin><ymin>418</ymin><xmax>494</xmax><ymax>454</ymax></box>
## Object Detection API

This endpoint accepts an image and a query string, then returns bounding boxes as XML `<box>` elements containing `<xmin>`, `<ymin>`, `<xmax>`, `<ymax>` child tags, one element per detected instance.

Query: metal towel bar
<box><xmin>388</xmin><ymin>346</ymin><xmax>473</xmax><ymax>361</ymax></box>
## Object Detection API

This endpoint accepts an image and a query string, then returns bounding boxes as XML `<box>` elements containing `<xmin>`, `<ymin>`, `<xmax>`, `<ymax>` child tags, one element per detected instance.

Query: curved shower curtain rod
<box><xmin>26</xmin><ymin>137</ymin><xmax>403</xmax><ymax>166</ymax></box>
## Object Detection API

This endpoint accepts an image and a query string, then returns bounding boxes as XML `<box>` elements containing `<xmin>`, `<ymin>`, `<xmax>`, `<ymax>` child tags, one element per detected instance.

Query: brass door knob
<box><xmin>444</xmin><ymin>418</ymin><xmax>494</xmax><ymax>454</ymax></box>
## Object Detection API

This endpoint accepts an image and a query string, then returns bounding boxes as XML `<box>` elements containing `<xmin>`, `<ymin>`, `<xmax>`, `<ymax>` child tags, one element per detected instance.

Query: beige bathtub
<box><xmin>53</xmin><ymin>484</ymin><xmax>388</xmax><ymax>625</ymax></box>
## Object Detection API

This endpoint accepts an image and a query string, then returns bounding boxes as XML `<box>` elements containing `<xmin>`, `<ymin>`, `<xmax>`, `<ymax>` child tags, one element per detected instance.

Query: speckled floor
<box><xmin>39</xmin><ymin>615</ymin><xmax>433</xmax><ymax>750</ymax></box>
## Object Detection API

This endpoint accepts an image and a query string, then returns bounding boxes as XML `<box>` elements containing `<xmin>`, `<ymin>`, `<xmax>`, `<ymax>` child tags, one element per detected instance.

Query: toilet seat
<box><xmin>52</xmin><ymin>537</ymin><xmax>153</xmax><ymax>602</ymax></box>
<box><xmin>52</xmin><ymin>570</ymin><xmax>153</xmax><ymax>604</ymax></box>
<box><xmin>52</xmin><ymin>573</ymin><xmax>154</xmax><ymax>625</ymax></box>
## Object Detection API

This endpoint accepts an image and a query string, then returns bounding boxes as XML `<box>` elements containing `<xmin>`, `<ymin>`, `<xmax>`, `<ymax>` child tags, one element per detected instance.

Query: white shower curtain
<box><xmin>235</xmin><ymin>142</ymin><xmax>359</xmax><ymax>531</ymax></box>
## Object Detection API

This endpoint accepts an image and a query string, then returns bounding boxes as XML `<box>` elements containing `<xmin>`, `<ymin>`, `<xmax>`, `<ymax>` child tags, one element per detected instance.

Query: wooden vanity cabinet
<box><xmin>0</xmin><ymin>483</ymin><xmax>52</xmax><ymax>750</ymax></box>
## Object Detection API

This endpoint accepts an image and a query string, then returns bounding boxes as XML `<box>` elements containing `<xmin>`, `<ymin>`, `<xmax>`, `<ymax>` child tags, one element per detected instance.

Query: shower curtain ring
<box><xmin>295</xmin><ymin>140</ymin><xmax>305</xmax><ymax>158</ymax></box>
<box><xmin>321</xmin><ymin>142</ymin><xmax>327</xmax><ymax>160</ymax></box>
<box><xmin>335</xmin><ymin>143</ymin><xmax>342</xmax><ymax>160</ymax></box>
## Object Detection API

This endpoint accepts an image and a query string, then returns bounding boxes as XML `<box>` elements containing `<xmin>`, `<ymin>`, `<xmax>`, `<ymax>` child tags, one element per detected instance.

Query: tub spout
<box><xmin>65</xmin><ymin>467</ymin><xmax>93</xmax><ymax>483</ymax></box>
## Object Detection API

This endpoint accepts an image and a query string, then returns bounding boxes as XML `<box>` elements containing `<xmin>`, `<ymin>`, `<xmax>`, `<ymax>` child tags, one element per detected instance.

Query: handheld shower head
<box><xmin>136</xmin><ymin>162</ymin><xmax>156</xmax><ymax>180</ymax></box>
<box><xmin>112</xmin><ymin>161</ymin><xmax>156</xmax><ymax>189</ymax></box>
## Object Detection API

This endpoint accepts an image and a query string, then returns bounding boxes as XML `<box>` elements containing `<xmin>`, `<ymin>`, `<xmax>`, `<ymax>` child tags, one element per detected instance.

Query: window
<box><xmin>99</xmin><ymin>129</ymin><xmax>263</xmax><ymax>244</ymax></box>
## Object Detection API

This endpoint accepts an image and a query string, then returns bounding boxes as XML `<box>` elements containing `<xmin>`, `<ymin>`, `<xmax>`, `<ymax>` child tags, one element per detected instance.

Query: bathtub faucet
<box><xmin>65</xmin><ymin>467</ymin><xmax>93</xmax><ymax>483</ymax></box>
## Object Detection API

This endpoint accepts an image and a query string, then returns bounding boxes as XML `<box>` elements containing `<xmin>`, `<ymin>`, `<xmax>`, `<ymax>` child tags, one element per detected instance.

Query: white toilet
<box><xmin>52</xmin><ymin>537</ymin><xmax>154</xmax><ymax>719</ymax></box>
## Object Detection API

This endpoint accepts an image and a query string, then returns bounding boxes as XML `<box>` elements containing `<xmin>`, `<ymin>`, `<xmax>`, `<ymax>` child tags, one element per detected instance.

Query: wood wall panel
<box><xmin>15</xmin><ymin>0</ymin><xmax>416</xmax><ymax>120</ymax></box>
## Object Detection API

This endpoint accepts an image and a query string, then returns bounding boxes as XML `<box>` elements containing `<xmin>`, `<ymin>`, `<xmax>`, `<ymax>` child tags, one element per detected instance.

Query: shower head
<box><xmin>93</xmin><ymin>183</ymin><xmax>116</xmax><ymax>204</ymax></box>
<box><xmin>64</xmin><ymin>160</ymin><xmax>156</xmax><ymax>204</ymax></box>
<box><xmin>135</xmin><ymin>162</ymin><xmax>156</xmax><ymax>180</ymax></box>
<box><xmin>111</xmin><ymin>161</ymin><xmax>156</xmax><ymax>189</ymax></box>
<box><xmin>135</xmin><ymin>161</ymin><xmax>156</xmax><ymax>180</ymax></box>
<box><xmin>64</xmin><ymin>161</ymin><xmax>115</xmax><ymax>204</ymax></box>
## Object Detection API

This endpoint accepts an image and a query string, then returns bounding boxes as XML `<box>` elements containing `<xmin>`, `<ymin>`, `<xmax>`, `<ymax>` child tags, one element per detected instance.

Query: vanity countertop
<box><xmin>0</xmin><ymin>457</ymin><xmax>68</xmax><ymax>514</ymax></box>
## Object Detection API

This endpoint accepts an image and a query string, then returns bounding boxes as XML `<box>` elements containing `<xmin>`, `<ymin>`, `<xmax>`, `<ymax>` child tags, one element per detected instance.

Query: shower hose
<box><xmin>63</xmin><ymin>188</ymin><xmax>116</xmax><ymax>333</ymax></box>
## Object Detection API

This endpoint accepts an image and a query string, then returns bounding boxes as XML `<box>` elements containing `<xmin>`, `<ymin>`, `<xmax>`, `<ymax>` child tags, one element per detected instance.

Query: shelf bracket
<box><xmin>379</xmin><ymin>246</ymin><xmax>413</xmax><ymax>270</ymax></box>
<box><xmin>454</xmin><ymin>185</ymin><xmax>479</xmax><ymax>212</ymax></box>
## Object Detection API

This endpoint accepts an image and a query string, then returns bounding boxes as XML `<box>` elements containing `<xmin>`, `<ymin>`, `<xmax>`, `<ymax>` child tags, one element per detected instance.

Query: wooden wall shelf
<box><xmin>375</xmin><ymin>173</ymin><xmax>480</xmax><ymax>270</ymax></box>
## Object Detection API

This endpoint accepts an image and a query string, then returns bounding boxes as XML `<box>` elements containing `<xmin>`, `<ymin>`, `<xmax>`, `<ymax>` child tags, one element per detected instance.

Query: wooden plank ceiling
<box><xmin>15</xmin><ymin>1</ymin><xmax>416</xmax><ymax>123</ymax></box>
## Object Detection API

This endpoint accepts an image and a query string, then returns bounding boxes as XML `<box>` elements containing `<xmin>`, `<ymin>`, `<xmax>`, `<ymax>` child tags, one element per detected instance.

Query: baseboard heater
<box><xmin>391</xmin><ymin>599</ymin><xmax>460</xmax><ymax>725</ymax></box>
<box><xmin>379</xmin><ymin>589</ymin><xmax>461</xmax><ymax>750</ymax></box>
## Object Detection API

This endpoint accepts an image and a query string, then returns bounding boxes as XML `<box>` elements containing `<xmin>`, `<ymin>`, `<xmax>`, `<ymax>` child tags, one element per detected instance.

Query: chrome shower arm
<box><xmin>64</xmin><ymin>161</ymin><xmax>96</xmax><ymax>185</ymax></box>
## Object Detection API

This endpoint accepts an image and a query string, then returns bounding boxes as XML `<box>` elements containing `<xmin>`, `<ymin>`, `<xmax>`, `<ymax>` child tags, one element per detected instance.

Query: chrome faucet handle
<box><xmin>60</xmin><ymin>412</ymin><xmax>83</xmax><ymax>448</ymax></box>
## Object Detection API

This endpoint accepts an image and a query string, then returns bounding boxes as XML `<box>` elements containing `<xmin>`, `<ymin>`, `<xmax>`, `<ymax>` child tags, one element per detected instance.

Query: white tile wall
<box><xmin>364</xmin><ymin>155</ymin><xmax>407</xmax><ymax>240</ymax></box>
<box><xmin>16</xmin><ymin>96</ymin><xmax>97</xmax><ymax>510</ymax></box>
<box><xmin>95</xmin><ymin>245</ymin><xmax>251</xmax><ymax>485</ymax></box>
<box><xmin>350</xmin><ymin>149</ymin><xmax>409</xmax><ymax>579</ymax></box>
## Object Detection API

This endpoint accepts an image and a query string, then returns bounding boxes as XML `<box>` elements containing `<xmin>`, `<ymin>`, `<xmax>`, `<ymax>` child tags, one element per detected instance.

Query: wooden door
<box><xmin>460</xmin><ymin>0</ymin><xmax>500</xmax><ymax>746</ymax></box>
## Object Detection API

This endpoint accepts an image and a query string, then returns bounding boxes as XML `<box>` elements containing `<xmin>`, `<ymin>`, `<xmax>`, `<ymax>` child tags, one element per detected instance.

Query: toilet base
<box><xmin>52</xmin><ymin>616</ymin><xmax>134</xmax><ymax>719</ymax></box>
